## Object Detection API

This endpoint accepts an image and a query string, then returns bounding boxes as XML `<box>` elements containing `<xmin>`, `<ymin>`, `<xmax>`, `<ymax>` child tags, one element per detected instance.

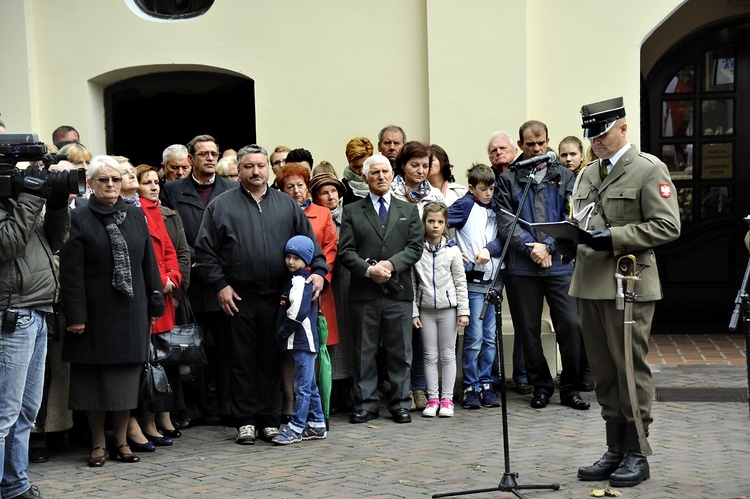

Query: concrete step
<box><xmin>652</xmin><ymin>365</ymin><xmax>748</xmax><ymax>402</ymax></box>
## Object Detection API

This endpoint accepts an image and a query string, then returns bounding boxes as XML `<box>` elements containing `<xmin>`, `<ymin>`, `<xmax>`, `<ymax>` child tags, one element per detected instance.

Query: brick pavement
<box><xmin>27</xmin><ymin>380</ymin><xmax>750</xmax><ymax>499</ymax></box>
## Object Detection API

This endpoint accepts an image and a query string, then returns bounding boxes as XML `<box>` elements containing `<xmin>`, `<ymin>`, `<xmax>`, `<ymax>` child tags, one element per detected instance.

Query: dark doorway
<box><xmin>645</xmin><ymin>19</ymin><xmax>750</xmax><ymax>333</ymax></box>
<box><xmin>104</xmin><ymin>71</ymin><xmax>255</xmax><ymax>166</ymax></box>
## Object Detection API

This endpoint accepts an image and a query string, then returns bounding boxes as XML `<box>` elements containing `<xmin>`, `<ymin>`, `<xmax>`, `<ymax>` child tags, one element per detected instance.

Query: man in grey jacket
<box><xmin>0</xmin><ymin>163</ymin><xmax>70</xmax><ymax>499</ymax></box>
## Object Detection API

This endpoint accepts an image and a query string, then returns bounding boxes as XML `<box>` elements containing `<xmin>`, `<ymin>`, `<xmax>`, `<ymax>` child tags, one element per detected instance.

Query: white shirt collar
<box><xmin>369</xmin><ymin>191</ymin><xmax>391</xmax><ymax>208</ymax></box>
<box><xmin>604</xmin><ymin>141</ymin><xmax>632</xmax><ymax>172</ymax></box>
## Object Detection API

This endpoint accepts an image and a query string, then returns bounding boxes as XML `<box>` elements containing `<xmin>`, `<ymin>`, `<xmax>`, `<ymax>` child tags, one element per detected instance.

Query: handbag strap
<box><xmin>149</xmin><ymin>334</ymin><xmax>161</xmax><ymax>365</ymax></box>
<box><xmin>178</xmin><ymin>283</ymin><xmax>198</xmax><ymax>324</ymax></box>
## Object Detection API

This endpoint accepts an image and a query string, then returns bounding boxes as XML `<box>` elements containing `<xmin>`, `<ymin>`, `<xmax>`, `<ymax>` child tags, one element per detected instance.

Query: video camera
<box><xmin>0</xmin><ymin>133</ymin><xmax>86</xmax><ymax>198</ymax></box>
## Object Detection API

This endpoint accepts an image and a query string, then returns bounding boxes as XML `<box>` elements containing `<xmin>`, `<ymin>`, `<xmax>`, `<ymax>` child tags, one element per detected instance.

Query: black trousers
<box><xmin>505</xmin><ymin>274</ymin><xmax>582</xmax><ymax>397</ymax></box>
<box><xmin>176</xmin><ymin>309</ymin><xmax>227</xmax><ymax>423</ymax></box>
<box><xmin>225</xmin><ymin>291</ymin><xmax>281</xmax><ymax>429</ymax></box>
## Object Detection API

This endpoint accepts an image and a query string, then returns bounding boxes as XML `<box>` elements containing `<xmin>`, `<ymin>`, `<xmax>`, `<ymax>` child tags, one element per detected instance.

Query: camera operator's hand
<box><xmin>45</xmin><ymin>193</ymin><xmax>70</xmax><ymax>210</ymax></box>
<box><xmin>586</xmin><ymin>228</ymin><xmax>613</xmax><ymax>252</ymax></box>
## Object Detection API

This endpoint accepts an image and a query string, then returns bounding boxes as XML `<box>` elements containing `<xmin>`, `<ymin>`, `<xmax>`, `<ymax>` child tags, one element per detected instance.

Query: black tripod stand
<box><xmin>434</xmin><ymin>162</ymin><xmax>560</xmax><ymax>498</ymax></box>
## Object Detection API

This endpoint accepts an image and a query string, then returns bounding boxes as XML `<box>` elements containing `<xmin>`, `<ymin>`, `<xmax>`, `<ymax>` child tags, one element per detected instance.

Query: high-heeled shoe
<box><xmin>88</xmin><ymin>446</ymin><xmax>106</xmax><ymax>467</ymax></box>
<box><xmin>126</xmin><ymin>438</ymin><xmax>156</xmax><ymax>453</ymax></box>
<box><xmin>145</xmin><ymin>433</ymin><xmax>173</xmax><ymax>446</ymax></box>
<box><xmin>156</xmin><ymin>426</ymin><xmax>181</xmax><ymax>439</ymax></box>
<box><xmin>108</xmin><ymin>443</ymin><xmax>140</xmax><ymax>463</ymax></box>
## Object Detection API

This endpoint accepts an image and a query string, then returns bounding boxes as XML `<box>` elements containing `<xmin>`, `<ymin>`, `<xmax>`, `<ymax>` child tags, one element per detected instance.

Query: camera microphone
<box><xmin>512</xmin><ymin>151</ymin><xmax>557</xmax><ymax>169</ymax></box>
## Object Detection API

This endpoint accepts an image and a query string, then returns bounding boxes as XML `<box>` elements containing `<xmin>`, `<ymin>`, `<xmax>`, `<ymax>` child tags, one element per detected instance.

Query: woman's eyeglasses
<box><xmin>95</xmin><ymin>177</ymin><xmax>122</xmax><ymax>184</ymax></box>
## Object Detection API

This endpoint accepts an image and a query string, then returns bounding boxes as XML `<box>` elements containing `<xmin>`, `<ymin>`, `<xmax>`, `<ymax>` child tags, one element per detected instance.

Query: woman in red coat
<box><xmin>277</xmin><ymin>162</ymin><xmax>339</xmax><ymax>420</ymax></box>
<box><xmin>136</xmin><ymin>165</ymin><xmax>183</xmax><ymax>445</ymax></box>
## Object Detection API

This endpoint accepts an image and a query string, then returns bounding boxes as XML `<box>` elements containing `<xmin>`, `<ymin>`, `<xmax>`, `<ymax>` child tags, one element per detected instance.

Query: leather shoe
<box><xmin>513</xmin><ymin>382</ymin><xmax>533</xmax><ymax>395</ymax></box>
<box><xmin>29</xmin><ymin>446</ymin><xmax>50</xmax><ymax>464</ymax></box>
<box><xmin>88</xmin><ymin>446</ymin><xmax>106</xmax><ymax>467</ymax></box>
<box><xmin>580</xmin><ymin>373</ymin><xmax>596</xmax><ymax>392</ymax></box>
<box><xmin>145</xmin><ymin>433</ymin><xmax>173</xmax><ymax>446</ymax></box>
<box><xmin>391</xmin><ymin>408</ymin><xmax>412</xmax><ymax>424</ymax></box>
<box><xmin>349</xmin><ymin>409</ymin><xmax>379</xmax><ymax>424</ymax></box>
<box><xmin>608</xmin><ymin>451</ymin><xmax>649</xmax><ymax>487</ymax></box>
<box><xmin>577</xmin><ymin>446</ymin><xmax>624</xmax><ymax>481</ymax></box>
<box><xmin>157</xmin><ymin>427</ymin><xmax>181</xmax><ymax>439</ymax></box>
<box><xmin>126</xmin><ymin>438</ymin><xmax>156</xmax><ymax>453</ymax></box>
<box><xmin>172</xmin><ymin>417</ymin><xmax>192</xmax><ymax>430</ymax></box>
<box><xmin>561</xmin><ymin>394</ymin><xmax>590</xmax><ymax>410</ymax></box>
<box><xmin>530</xmin><ymin>392</ymin><xmax>549</xmax><ymax>408</ymax></box>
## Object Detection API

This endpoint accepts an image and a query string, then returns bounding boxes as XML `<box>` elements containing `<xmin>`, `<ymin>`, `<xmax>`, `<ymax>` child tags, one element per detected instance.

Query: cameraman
<box><xmin>0</xmin><ymin>162</ymin><xmax>70</xmax><ymax>499</ymax></box>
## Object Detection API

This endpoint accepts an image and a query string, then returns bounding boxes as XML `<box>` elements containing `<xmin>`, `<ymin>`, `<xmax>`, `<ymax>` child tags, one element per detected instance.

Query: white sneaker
<box><xmin>439</xmin><ymin>398</ymin><xmax>454</xmax><ymax>417</ymax></box>
<box><xmin>422</xmin><ymin>398</ymin><xmax>440</xmax><ymax>417</ymax></box>
<box><xmin>236</xmin><ymin>424</ymin><xmax>256</xmax><ymax>444</ymax></box>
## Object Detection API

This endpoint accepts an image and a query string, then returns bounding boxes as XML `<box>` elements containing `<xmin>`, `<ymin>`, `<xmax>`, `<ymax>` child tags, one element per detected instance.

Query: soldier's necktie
<box><xmin>600</xmin><ymin>159</ymin><xmax>611</xmax><ymax>180</ymax></box>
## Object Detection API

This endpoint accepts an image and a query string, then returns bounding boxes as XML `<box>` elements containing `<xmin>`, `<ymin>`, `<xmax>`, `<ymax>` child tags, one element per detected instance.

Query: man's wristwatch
<box><xmin>545</xmin><ymin>243</ymin><xmax>552</xmax><ymax>254</ymax></box>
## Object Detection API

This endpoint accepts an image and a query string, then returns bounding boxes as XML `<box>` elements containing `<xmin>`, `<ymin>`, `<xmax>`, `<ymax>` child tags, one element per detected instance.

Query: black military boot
<box><xmin>609</xmin><ymin>423</ymin><xmax>650</xmax><ymax>487</ymax></box>
<box><xmin>577</xmin><ymin>422</ymin><xmax>625</xmax><ymax>481</ymax></box>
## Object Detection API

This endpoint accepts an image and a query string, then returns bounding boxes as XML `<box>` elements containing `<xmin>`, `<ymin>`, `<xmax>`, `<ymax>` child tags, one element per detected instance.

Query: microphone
<box><xmin>513</xmin><ymin>151</ymin><xmax>556</xmax><ymax>169</ymax></box>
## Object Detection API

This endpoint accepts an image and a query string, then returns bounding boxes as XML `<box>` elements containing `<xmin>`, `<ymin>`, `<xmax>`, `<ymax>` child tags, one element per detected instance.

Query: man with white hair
<box><xmin>487</xmin><ymin>130</ymin><xmax>517</xmax><ymax>184</ymax></box>
<box><xmin>339</xmin><ymin>154</ymin><xmax>422</xmax><ymax>424</ymax></box>
<box><xmin>161</xmin><ymin>144</ymin><xmax>192</xmax><ymax>182</ymax></box>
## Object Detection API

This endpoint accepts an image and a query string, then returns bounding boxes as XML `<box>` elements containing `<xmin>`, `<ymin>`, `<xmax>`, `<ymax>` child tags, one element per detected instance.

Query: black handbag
<box><xmin>140</xmin><ymin>346</ymin><xmax>172</xmax><ymax>402</ymax></box>
<box><xmin>151</xmin><ymin>297</ymin><xmax>208</xmax><ymax>366</ymax></box>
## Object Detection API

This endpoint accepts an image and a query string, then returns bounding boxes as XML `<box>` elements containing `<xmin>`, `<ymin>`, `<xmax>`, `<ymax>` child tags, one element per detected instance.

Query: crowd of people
<box><xmin>0</xmin><ymin>97</ymin><xmax>681</xmax><ymax>498</ymax></box>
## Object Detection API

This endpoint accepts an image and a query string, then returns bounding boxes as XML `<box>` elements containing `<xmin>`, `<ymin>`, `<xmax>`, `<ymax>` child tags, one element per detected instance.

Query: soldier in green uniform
<box><xmin>563</xmin><ymin>97</ymin><xmax>681</xmax><ymax>487</ymax></box>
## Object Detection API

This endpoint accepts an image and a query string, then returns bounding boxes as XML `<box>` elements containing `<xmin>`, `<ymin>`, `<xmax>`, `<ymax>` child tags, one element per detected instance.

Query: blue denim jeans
<box><xmin>287</xmin><ymin>350</ymin><xmax>325</xmax><ymax>434</ymax></box>
<box><xmin>0</xmin><ymin>309</ymin><xmax>48</xmax><ymax>498</ymax></box>
<box><xmin>462</xmin><ymin>292</ymin><xmax>497</xmax><ymax>389</ymax></box>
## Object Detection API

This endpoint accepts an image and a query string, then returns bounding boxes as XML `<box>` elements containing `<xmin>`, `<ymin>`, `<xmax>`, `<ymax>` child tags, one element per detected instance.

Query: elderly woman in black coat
<box><xmin>60</xmin><ymin>155</ymin><xmax>164</xmax><ymax>467</ymax></box>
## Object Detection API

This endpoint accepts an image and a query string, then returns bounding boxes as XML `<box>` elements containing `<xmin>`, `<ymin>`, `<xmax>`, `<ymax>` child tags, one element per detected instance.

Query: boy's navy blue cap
<box><xmin>285</xmin><ymin>235</ymin><xmax>314</xmax><ymax>265</ymax></box>
<box><xmin>581</xmin><ymin>97</ymin><xmax>626</xmax><ymax>140</ymax></box>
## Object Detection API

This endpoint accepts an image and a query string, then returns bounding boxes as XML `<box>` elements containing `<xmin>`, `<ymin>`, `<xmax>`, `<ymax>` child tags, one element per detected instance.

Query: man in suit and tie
<box><xmin>160</xmin><ymin>134</ymin><xmax>237</xmax><ymax>429</ymax></box>
<box><xmin>339</xmin><ymin>154</ymin><xmax>422</xmax><ymax>424</ymax></box>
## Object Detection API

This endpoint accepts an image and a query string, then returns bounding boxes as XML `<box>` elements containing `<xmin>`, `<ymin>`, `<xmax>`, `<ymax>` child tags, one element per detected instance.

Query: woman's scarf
<box><xmin>122</xmin><ymin>192</ymin><xmax>141</xmax><ymax>208</ymax></box>
<box><xmin>394</xmin><ymin>175</ymin><xmax>433</xmax><ymax>203</ymax></box>
<box><xmin>342</xmin><ymin>165</ymin><xmax>370</xmax><ymax>199</ymax></box>
<box><xmin>330</xmin><ymin>201</ymin><xmax>343</xmax><ymax>228</ymax></box>
<box><xmin>88</xmin><ymin>195</ymin><xmax>133</xmax><ymax>297</ymax></box>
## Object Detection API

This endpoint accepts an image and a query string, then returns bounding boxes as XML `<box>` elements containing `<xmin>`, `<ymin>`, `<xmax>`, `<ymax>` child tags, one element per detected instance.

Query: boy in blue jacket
<box><xmin>448</xmin><ymin>164</ymin><xmax>504</xmax><ymax>410</ymax></box>
<box><xmin>273</xmin><ymin>235</ymin><xmax>326</xmax><ymax>445</ymax></box>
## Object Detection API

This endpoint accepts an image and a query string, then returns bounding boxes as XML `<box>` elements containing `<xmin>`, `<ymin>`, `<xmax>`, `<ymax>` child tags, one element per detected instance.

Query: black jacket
<box><xmin>160</xmin><ymin>175</ymin><xmax>237</xmax><ymax>311</ymax></box>
<box><xmin>194</xmin><ymin>186</ymin><xmax>327</xmax><ymax>296</ymax></box>
<box><xmin>60</xmin><ymin>197</ymin><xmax>163</xmax><ymax>364</ymax></box>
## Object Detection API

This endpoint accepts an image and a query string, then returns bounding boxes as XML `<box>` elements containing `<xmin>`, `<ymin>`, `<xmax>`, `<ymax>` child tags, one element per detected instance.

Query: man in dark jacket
<box><xmin>0</xmin><ymin>167</ymin><xmax>70</xmax><ymax>499</ymax></box>
<box><xmin>496</xmin><ymin>120</ymin><xmax>588</xmax><ymax>411</ymax></box>
<box><xmin>338</xmin><ymin>154</ymin><xmax>422</xmax><ymax>425</ymax></box>
<box><xmin>193</xmin><ymin>144</ymin><xmax>327</xmax><ymax>445</ymax></box>
<box><xmin>160</xmin><ymin>134</ymin><xmax>237</xmax><ymax>428</ymax></box>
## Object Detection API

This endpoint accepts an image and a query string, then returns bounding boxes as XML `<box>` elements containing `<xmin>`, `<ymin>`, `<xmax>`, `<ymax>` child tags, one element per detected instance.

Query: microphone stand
<box><xmin>434</xmin><ymin>163</ymin><xmax>560</xmax><ymax>498</ymax></box>
<box><xmin>728</xmin><ymin>256</ymin><xmax>750</xmax><ymax>418</ymax></box>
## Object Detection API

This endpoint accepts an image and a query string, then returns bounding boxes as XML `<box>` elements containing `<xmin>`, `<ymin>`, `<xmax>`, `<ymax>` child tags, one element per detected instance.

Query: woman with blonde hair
<box><xmin>59</xmin><ymin>142</ymin><xmax>92</xmax><ymax>170</ymax></box>
<box><xmin>216</xmin><ymin>155</ymin><xmax>239</xmax><ymax>182</ymax></box>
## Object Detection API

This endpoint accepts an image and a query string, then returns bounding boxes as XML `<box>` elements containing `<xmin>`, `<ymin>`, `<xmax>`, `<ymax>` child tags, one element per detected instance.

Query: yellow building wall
<box><xmin>1</xmin><ymin>0</ymin><xmax>686</xmax><ymax>177</ymax></box>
